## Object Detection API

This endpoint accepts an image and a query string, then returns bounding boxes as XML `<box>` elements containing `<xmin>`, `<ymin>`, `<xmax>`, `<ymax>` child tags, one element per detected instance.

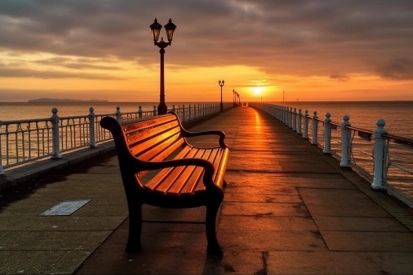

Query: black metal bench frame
<box><xmin>100</xmin><ymin>112</ymin><xmax>229</xmax><ymax>256</ymax></box>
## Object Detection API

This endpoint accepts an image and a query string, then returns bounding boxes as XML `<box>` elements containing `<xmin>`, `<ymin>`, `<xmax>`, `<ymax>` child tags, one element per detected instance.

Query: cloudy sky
<box><xmin>1</xmin><ymin>0</ymin><xmax>413</xmax><ymax>103</ymax></box>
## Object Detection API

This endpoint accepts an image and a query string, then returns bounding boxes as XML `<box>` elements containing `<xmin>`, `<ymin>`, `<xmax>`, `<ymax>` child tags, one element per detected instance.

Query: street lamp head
<box><xmin>219</xmin><ymin>80</ymin><xmax>225</xmax><ymax>86</ymax></box>
<box><xmin>150</xmin><ymin>18</ymin><xmax>162</xmax><ymax>43</ymax></box>
<box><xmin>164</xmin><ymin>19</ymin><xmax>177</xmax><ymax>43</ymax></box>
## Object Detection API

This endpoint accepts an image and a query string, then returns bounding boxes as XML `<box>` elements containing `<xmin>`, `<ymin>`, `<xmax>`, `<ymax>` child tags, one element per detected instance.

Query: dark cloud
<box><xmin>330</xmin><ymin>73</ymin><xmax>349</xmax><ymax>82</ymax></box>
<box><xmin>0</xmin><ymin>0</ymin><xmax>412</xmax><ymax>78</ymax></box>
<box><xmin>33</xmin><ymin>57</ymin><xmax>122</xmax><ymax>70</ymax></box>
<box><xmin>0</xmin><ymin>67</ymin><xmax>126</xmax><ymax>79</ymax></box>
<box><xmin>377</xmin><ymin>58</ymin><xmax>413</xmax><ymax>80</ymax></box>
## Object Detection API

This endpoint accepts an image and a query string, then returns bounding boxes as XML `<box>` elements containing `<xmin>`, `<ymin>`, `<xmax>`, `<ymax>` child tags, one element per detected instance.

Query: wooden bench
<box><xmin>100</xmin><ymin>112</ymin><xmax>230</xmax><ymax>256</ymax></box>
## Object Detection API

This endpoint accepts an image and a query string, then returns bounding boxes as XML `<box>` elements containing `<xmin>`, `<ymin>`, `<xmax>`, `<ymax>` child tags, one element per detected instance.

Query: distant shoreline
<box><xmin>28</xmin><ymin>98</ymin><xmax>109</xmax><ymax>103</ymax></box>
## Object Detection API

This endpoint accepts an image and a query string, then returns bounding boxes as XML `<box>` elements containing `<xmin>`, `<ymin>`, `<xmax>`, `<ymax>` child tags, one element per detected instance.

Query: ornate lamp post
<box><xmin>150</xmin><ymin>18</ymin><xmax>177</xmax><ymax>115</ymax></box>
<box><xmin>218</xmin><ymin>80</ymin><xmax>225</xmax><ymax>112</ymax></box>
<box><xmin>232</xmin><ymin>89</ymin><xmax>236</xmax><ymax>107</ymax></box>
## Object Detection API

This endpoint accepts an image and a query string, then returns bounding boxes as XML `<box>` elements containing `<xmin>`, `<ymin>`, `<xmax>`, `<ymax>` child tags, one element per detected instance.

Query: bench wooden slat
<box><xmin>176</xmin><ymin>148</ymin><xmax>224</xmax><ymax>194</ymax></box>
<box><xmin>165</xmin><ymin>165</ymin><xmax>199</xmax><ymax>194</ymax></box>
<box><xmin>126</xmin><ymin>125</ymin><xmax>181</xmax><ymax>152</ymax></box>
<box><xmin>152</xmin><ymin>148</ymin><xmax>206</xmax><ymax>194</ymax></box>
<box><xmin>137</xmin><ymin>137</ymin><xmax>186</xmax><ymax>179</ymax></box>
<box><xmin>122</xmin><ymin>115</ymin><xmax>177</xmax><ymax>135</ymax></box>
<box><xmin>166</xmin><ymin>148</ymin><xmax>216</xmax><ymax>194</ymax></box>
<box><xmin>212</xmin><ymin>148</ymin><xmax>230</xmax><ymax>190</ymax></box>
<box><xmin>139</xmin><ymin>145</ymin><xmax>192</xmax><ymax>181</ymax></box>
<box><xmin>193</xmin><ymin>148</ymin><xmax>223</xmax><ymax>192</ymax></box>
<box><xmin>181</xmin><ymin>166</ymin><xmax>205</xmax><ymax>194</ymax></box>
<box><xmin>126</xmin><ymin>120</ymin><xmax>180</xmax><ymax>146</ymax></box>
<box><xmin>144</xmin><ymin>146</ymin><xmax>194</xmax><ymax>190</ymax></box>
<box><xmin>181</xmin><ymin>148</ymin><xmax>225</xmax><ymax>194</ymax></box>
<box><xmin>133</xmin><ymin>129</ymin><xmax>183</xmax><ymax>160</ymax></box>
<box><xmin>128</xmin><ymin>122</ymin><xmax>181</xmax><ymax>152</ymax></box>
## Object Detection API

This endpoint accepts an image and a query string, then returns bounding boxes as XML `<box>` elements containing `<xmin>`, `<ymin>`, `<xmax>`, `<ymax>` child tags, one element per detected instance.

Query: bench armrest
<box><xmin>168</xmin><ymin>111</ymin><xmax>228</xmax><ymax>148</ymax></box>
<box><xmin>182</xmin><ymin>130</ymin><xmax>228</xmax><ymax>148</ymax></box>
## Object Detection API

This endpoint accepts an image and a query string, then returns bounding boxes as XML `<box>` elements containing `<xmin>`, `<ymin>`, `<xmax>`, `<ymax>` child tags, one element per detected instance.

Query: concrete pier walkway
<box><xmin>1</xmin><ymin>107</ymin><xmax>413</xmax><ymax>274</ymax></box>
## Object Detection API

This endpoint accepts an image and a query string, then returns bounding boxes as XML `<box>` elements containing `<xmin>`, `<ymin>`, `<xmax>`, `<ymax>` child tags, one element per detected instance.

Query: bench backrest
<box><xmin>100</xmin><ymin>113</ymin><xmax>187</xmax><ymax>177</ymax></box>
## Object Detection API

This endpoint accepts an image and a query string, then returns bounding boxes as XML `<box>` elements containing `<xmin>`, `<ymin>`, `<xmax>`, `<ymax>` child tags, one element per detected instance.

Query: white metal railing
<box><xmin>251</xmin><ymin>103</ymin><xmax>413</xmax><ymax>208</ymax></box>
<box><xmin>0</xmin><ymin>103</ymin><xmax>226</xmax><ymax>174</ymax></box>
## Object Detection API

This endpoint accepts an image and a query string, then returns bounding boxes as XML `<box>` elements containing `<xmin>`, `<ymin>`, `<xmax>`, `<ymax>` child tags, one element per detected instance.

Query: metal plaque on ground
<box><xmin>40</xmin><ymin>199</ymin><xmax>91</xmax><ymax>216</ymax></box>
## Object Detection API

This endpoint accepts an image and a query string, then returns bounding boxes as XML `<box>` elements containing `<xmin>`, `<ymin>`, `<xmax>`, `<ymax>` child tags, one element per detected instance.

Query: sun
<box><xmin>252</xmin><ymin>86</ymin><xmax>263</xmax><ymax>95</ymax></box>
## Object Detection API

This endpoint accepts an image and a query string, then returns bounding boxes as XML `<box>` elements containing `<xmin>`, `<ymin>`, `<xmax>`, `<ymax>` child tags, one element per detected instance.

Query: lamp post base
<box><xmin>158</xmin><ymin>103</ymin><xmax>168</xmax><ymax>115</ymax></box>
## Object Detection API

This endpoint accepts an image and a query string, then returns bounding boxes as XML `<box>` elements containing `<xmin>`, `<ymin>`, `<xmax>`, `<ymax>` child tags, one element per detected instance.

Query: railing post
<box><xmin>0</xmin><ymin>121</ymin><xmax>4</xmax><ymax>176</ymax></box>
<box><xmin>285</xmin><ymin>107</ymin><xmax>289</xmax><ymax>126</ymax></box>
<box><xmin>172</xmin><ymin>105</ymin><xmax>176</xmax><ymax>113</ymax></box>
<box><xmin>116</xmin><ymin>107</ymin><xmax>121</xmax><ymax>121</ymax></box>
<box><xmin>153</xmin><ymin>106</ymin><xmax>157</xmax><ymax>116</ymax></box>
<box><xmin>270</xmin><ymin>105</ymin><xmax>275</xmax><ymax>118</ymax></box>
<box><xmin>289</xmin><ymin>107</ymin><xmax>293</xmax><ymax>128</ymax></box>
<box><xmin>292</xmin><ymin>108</ymin><xmax>297</xmax><ymax>131</ymax></box>
<box><xmin>189</xmin><ymin>104</ymin><xmax>192</xmax><ymax>120</ymax></box>
<box><xmin>311</xmin><ymin>111</ymin><xmax>318</xmax><ymax>145</ymax></box>
<box><xmin>323</xmin><ymin>112</ymin><xmax>332</xmax><ymax>154</ymax></box>
<box><xmin>280</xmin><ymin>107</ymin><xmax>283</xmax><ymax>123</ymax></box>
<box><xmin>193</xmin><ymin>104</ymin><xmax>196</xmax><ymax>119</ymax></box>
<box><xmin>182</xmin><ymin>105</ymin><xmax>186</xmax><ymax>122</ymax></box>
<box><xmin>281</xmin><ymin>107</ymin><xmax>285</xmax><ymax>124</ymax></box>
<box><xmin>340</xmin><ymin>115</ymin><xmax>351</xmax><ymax>168</ymax></box>
<box><xmin>284</xmin><ymin>106</ymin><xmax>288</xmax><ymax>125</ymax></box>
<box><xmin>297</xmin><ymin>109</ymin><xmax>302</xmax><ymax>135</ymax></box>
<box><xmin>88</xmin><ymin>107</ymin><xmax>97</xmax><ymax>148</ymax></box>
<box><xmin>51</xmin><ymin>108</ymin><xmax>62</xmax><ymax>159</ymax></box>
<box><xmin>372</xmin><ymin>118</ymin><xmax>388</xmax><ymax>190</ymax></box>
<box><xmin>303</xmin><ymin>110</ymin><xmax>309</xmax><ymax>139</ymax></box>
<box><xmin>138</xmin><ymin>106</ymin><xmax>143</xmax><ymax>118</ymax></box>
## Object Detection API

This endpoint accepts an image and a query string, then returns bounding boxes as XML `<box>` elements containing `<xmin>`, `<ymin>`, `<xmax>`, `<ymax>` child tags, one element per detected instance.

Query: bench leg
<box><xmin>206</xmin><ymin>201</ymin><xmax>223</xmax><ymax>257</ymax></box>
<box><xmin>125</xmin><ymin>203</ymin><xmax>143</xmax><ymax>253</ymax></box>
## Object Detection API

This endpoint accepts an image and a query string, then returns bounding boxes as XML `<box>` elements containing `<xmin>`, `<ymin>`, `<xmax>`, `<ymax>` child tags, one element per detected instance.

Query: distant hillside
<box><xmin>28</xmin><ymin>98</ymin><xmax>109</xmax><ymax>103</ymax></box>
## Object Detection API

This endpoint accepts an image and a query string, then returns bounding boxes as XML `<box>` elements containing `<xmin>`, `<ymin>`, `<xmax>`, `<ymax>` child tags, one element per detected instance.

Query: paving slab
<box><xmin>0</xmin><ymin>230</ymin><xmax>111</xmax><ymax>250</ymax></box>
<box><xmin>321</xmin><ymin>231</ymin><xmax>413</xmax><ymax>251</ymax></box>
<box><xmin>313</xmin><ymin>216</ymin><xmax>411</xmax><ymax>231</ymax></box>
<box><xmin>219</xmin><ymin>215</ymin><xmax>318</xmax><ymax>231</ymax></box>
<box><xmin>265</xmin><ymin>251</ymin><xmax>413</xmax><ymax>274</ymax></box>
<box><xmin>221</xmin><ymin>201</ymin><xmax>309</xmax><ymax>217</ymax></box>
<box><xmin>219</xmin><ymin>230</ymin><xmax>327</xmax><ymax>251</ymax></box>
<box><xmin>300</xmin><ymin>188</ymin><xmax>392</xmax><ymax>217</ymax></box>
<box><xmin>0</xmin><ymin>251</ymin><xmax>91</xmax><ymax>275</ymax></box>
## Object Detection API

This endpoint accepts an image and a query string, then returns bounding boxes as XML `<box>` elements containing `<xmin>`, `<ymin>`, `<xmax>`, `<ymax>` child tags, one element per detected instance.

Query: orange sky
<box><xmin>1</xmin><ymin>1</ymin><xmax>413</xmax><ymax>103</ymax></box>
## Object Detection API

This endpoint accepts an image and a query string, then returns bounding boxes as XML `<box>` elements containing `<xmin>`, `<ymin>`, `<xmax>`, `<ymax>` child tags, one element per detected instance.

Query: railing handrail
<box><xmin>0</xmin><ymin>117</ymin><xmax>53</xmax><ymax>125</ymax></box>
<box><xmin>383</xmin><ymin>133</ymin><xmax>413</xmax><ymax>146</ymax></box>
